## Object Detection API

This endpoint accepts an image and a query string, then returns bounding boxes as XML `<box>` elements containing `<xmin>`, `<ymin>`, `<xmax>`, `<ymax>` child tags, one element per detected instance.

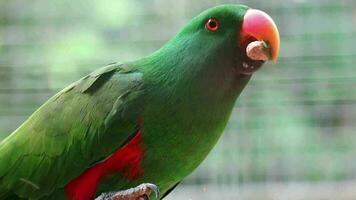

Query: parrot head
<box><xmin>152</xmin><ymin>4</ymin><xmax>280</xmax><ymax>78</ymax></box>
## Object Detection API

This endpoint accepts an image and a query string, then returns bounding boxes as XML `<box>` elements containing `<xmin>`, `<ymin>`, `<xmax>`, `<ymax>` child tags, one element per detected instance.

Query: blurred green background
<box><xmin>1</xmin><ymin>0</ymin><xmax>356</xmax><ymax>199</ymax></box>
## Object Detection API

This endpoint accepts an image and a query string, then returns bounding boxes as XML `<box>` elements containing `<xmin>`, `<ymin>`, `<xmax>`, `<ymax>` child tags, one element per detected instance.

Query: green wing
<box><xmin>0</xmin><ymin>63</ymin><xmax>145</xmax><ymax>199</ymax></box>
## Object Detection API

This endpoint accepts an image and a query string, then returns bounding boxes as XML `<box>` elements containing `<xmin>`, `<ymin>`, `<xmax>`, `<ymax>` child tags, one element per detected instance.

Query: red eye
<box><xmin>205</xmin><ymin>18</ymin><xmax>219</xmax><ymax>32</ymax></box>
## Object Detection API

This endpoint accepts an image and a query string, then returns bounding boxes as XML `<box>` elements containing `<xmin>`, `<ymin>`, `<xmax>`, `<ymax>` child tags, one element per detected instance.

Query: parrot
<box><xmin>0</xmin><ymin>4</ymin><xmax>280</xmax><ymax>200</ymax></box>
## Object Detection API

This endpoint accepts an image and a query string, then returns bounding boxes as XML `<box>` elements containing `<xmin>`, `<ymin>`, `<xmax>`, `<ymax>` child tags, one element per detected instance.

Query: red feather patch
<box><xmin>65</xmin><ymin>131</ymin><xmax>144</xmax><ymax>200</ymax></box>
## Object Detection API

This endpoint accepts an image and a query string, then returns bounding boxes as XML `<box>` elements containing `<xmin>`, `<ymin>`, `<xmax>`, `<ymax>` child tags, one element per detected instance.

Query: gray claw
<box><xmin>145</xmin><ymin>183</ymin><xmax>160</xmax><ymax>199</ymax></box>
<box><xmin>95</xmin><ymin>183</ymin><xmax>160</xmax><ymax>200</ymax></box>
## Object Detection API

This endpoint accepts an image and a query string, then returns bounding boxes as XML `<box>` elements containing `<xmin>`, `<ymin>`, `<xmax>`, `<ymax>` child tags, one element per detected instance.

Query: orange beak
<box><xmin>241</xmin><ymin>9</ymin><xmax>280</xmax><ymax>63</ymax></box>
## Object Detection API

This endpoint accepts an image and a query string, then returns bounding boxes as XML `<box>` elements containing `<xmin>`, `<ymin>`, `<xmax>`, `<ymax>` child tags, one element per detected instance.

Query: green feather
<box><xmin>0</xmin><ymin>4</ymin><xmax>260</xmax><ymax>199</ymax></box>
<box><xmin>0</xmin><ymin>63</ymin><xmax>145</xmax><ymax>199</ymax></box>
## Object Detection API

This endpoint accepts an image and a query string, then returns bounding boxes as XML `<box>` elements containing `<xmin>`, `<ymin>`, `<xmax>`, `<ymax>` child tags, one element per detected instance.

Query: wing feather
<box><xmin>0</xmin><ymin>63</ymin><xmax>145</xmax><ymax>199</ymax></box>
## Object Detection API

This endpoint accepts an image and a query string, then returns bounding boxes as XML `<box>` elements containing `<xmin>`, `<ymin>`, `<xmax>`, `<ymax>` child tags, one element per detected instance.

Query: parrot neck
<box><xmin>129</xmin><ymin>37</ymin><xmax>252</xmax><ymax>182</ymax></box>
<box><xmin>134</xmin><ymin>33</ymin><xmax>251</xmax><ymax>100</ymax></box>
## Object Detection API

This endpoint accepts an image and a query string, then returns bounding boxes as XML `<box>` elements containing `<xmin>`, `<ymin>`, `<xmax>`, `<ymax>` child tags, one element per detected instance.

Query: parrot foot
<box><xmin>95</xmin><ymin>183</ymin><xmax>160</xmax><ymax>200</ymax></box>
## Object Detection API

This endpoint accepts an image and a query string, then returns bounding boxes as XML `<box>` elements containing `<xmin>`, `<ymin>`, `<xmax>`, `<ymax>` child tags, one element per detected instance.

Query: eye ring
<box><xmin>205</xmin><ymin>18</ymin><xmax>219</xmax><ymax>32</ymax></box>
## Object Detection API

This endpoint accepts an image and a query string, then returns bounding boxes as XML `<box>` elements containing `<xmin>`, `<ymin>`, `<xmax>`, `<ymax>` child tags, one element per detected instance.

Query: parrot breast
<box><xmin>65</xmin><ymin>131</ymin><xmax>144</xmax><ymax>200</ymax></box>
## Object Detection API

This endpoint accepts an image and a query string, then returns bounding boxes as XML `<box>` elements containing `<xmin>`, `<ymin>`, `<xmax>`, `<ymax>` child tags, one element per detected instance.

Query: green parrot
<box><xmin>0</xmin><ymin>4</ymin><xmax>280</xmax><ymax>200</ymax></box>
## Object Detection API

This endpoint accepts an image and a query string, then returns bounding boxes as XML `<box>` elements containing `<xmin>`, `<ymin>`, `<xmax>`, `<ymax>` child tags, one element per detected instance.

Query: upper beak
<box><xmin>241</xmin><ymin>9</ymin><xmax>280</xmax><ymax>63</ymax></box>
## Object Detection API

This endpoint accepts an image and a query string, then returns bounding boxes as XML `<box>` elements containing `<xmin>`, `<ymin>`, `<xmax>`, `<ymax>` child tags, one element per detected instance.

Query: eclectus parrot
<box><xmin>0</xmin><ymin>4</ymin><xmax>280</xmax><ymax>200</ymax></box>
